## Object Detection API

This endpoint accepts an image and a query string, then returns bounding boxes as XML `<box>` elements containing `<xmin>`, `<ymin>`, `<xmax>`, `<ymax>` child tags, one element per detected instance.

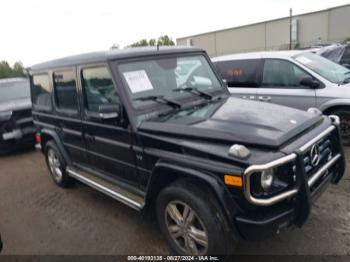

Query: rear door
<box><xmin>214</xmin><ymin>59</ymin><xmax>262</xmax><ymax>101</ymax></box>
<box><xmin>52</xmin><ymin>69</ymin><xmax>87</xmax><ymax>165</ymax></box>
<box><xmin>257</xmin><ymin>59</ymin><xmax>316</xmax><ymax>110</ymax></box>
<box><xmin>79</xmin><ymin>65</ymin><xmax>138</xmax><ymax>187</ymax></box>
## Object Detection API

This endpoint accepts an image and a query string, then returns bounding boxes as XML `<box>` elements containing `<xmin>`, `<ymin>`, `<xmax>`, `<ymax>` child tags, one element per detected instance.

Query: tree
<box><xmin>149</xmin><ymin>38</ymin><xmax>157</xmax><ymax>46</ymax></box>
<box><xmin>127</xmin><ymin>35</ymin><xmax>175</xmax><ymax>47</ymax></box>
<box><xmin>110</xmin><ymin>43</ymin><xmax>120</xmax><ymax>49</ymax></box>
<box><xmin>157</xmin><ymin>35</ymin><xmax>175</xmax><ymax>46</ymax></box>
<box><xmin>12</xmin><ymin>62</ymin><xmax>26</xmax><ymax>77</ymax></box>
<box><xmin>0</xmin><ymin>61</ymin><xmax>12</xmax><ymax>79</ymax></box>
<box><xmin>343</xmin><ymin>37</ymin><xmax>350</xmax><ymax>44</ymax></box>
<box><xmin>0</xmin><ymin>61</ymin><xmax>26</xmax><ymax>79</ymax></box>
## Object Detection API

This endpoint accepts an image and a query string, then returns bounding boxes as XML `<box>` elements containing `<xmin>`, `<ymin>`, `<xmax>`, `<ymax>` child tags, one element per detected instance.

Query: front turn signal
<box><xmin>224</xmin><ymin>174</ymin><xmax>243</xmax><ymax>187</ymax></box>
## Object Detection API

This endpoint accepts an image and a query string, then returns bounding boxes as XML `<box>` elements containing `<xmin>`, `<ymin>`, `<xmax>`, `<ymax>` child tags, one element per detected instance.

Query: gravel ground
<box><xmin>0</xmin><ymin>148</ymin><xmax>349</xmax><ymax>255</ymax></box>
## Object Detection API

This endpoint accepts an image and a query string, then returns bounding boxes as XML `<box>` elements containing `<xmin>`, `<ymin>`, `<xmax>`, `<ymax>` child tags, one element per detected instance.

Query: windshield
<box><xmin>294</xmin><ymin>52</ymin><xmax>350</xmax><ymax>84</ymax></box>
<box><xmin>0</xmin><ymin>79</ymin><xmax>30</xmax><ymax>102</ymax></box>
<box><xmin>118</xmin><ymin>55</ymin><xmax>222</xmax><ymax>109</ymax></box>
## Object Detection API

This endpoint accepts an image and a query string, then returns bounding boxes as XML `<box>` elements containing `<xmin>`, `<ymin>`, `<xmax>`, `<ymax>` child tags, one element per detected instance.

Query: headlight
<box><xmin>250</xmin><ymin>163</ymin><xmax>295</xmax><ymax>198</ymax></box>
<box><xmin>261</xmin><ymin>168</ymin><xmax>274</xmax><ymax>191</ymax></box>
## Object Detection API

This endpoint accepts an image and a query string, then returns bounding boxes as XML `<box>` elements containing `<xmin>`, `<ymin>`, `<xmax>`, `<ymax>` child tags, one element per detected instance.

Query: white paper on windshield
<box><xmin>123</xmin><ymin>70</ymin><xmax>154</xmax><ymax>93</ymax></box>
<box><xmin>296</xmin><ymin>56</ymin><xmax>312</xmax><ymax>65</ymax></box>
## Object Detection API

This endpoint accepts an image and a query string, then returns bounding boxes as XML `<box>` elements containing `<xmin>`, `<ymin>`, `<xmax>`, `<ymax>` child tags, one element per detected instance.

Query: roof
<box><xmin>212</xmin><ymin>50</ymin><xmax>307</xmax><ymax>62</ymax></box>
<box><xmin>30</xmin><ymin>46</ymin><xmax>203</xmax><ymax>72</ymax></box>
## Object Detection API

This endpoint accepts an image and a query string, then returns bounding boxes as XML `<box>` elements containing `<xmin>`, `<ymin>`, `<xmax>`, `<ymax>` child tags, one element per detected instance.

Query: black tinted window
<box><xmin>82</xmin><ymin>67</ymin><xmax>119</xmax><ymax>112</ymax></box>
<box><xmin>214</xmin><ymin>59</ymin><xmax>262</xmax><ymax>87</ymax></box>
<box><xmin>32</xmin><ymin>74</ymin><xmax>51</xmax><ymax>109</ymax></box>
<box><xmin>262</xmin><ymin>59</ymin><xmax>310</xmax><ymax>88</ymax></box>
<box><xmin>53</xmin><ymin>70</ymin><xmax>78</xmax><ymax>110</ymax></box>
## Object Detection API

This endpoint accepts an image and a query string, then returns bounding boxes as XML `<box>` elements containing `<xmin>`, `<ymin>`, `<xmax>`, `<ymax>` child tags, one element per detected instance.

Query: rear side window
<box><xmin>214</xmin><ymin>59</ymin><xmax>262</xmax><ymax>87</ymax></box>
<box><xmin>53</xmin><ymin>70</ymin><xmax>78</xmax><ymax>111</ymax></box>
<box><xmin>32</xmin><ymin>74</ymin><xmax>52</xmax><ymax>109</ymax></box>
<box><xmin>82</xmin><ymin>66</ymin><xmax>119</xmax><ymax>112</ymax></box>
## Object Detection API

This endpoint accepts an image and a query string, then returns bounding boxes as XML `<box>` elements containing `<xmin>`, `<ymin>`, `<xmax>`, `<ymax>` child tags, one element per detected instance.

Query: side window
<box><xmin>214</xmin><ymin>59</ymin><xmax>262</xmax><ymax>88</ymax></box>
<box><xmin>32</xmin><ymin>74</ymin><xmax>52</xmax><ymax>110</ymax></box>
<box><xmin>53</xmin><ymin>70</ymin><xmax>78</xmax><ymax>111</ymax></box>
<box><xmin>262</xmin><ymin>59</ymin><xmax>310</xmax><ymax>88</ymax></box>
<box><xmin>82</xmin><ymin>66</ymin><xmax>119</xmax><ymax>112</ymax></box>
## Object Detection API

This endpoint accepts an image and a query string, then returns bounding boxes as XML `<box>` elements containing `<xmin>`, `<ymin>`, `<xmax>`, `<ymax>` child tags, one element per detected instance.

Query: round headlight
<box><xmin>261</xmin><ymin>168</ymin><xmax>274</xmax><ymax>191</ymax></box>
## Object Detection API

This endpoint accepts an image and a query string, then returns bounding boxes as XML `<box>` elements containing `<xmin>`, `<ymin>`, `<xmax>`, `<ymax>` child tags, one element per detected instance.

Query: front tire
<box><xmin>44</xmin><ymin>141</ymin><xmax>73</xmax><ymax>187</ymax></box>
<box><xmin>156</xmin><ymin>180</ymin><xmax>237</xmax><ymax>255</ymax></box>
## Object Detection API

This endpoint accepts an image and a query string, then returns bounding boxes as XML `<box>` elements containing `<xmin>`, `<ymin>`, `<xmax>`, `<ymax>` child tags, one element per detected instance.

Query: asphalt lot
<box><xmin>0</xmin><ymin>148</ymin><xmax>349</xmax><ymax>255</ymax></box>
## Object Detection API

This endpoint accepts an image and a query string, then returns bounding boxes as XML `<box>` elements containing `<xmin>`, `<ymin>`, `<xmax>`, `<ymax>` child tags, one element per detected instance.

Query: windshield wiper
<box><xmin>133</xmin><ymin>95</ymin><xmax>182</xmax><ymax>109</ymax></box>
<box><xmin>172</xmin><ymin>87</ymin><xmax>214</xmax><ymax>100</ymax></box>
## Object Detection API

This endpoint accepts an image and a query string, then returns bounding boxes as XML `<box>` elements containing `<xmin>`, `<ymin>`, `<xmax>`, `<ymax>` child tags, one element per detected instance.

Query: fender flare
<box><xmin>40</xmin><ymin>128</ymin><xmax>72</xmax><ymax>165</ymax></box>
<box><xmin>319</xmin><ymin>99</ymin><xmax>350</xmax><ymax>113</ymax></box>
<box><xmin>146</xmin><ymin>160</ymin><xmax>242</xmax><ymax>223</ymax></box>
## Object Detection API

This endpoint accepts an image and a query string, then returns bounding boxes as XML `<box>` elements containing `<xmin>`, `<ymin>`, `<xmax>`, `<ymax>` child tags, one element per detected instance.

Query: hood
<box><xmin>0</xmin><ymin>97</ymin><xmax>31</xmax><ymax>113</ymax></box>
<box><xmin>139</xmin><ymin>97</ymin><xmax>323</xmax><ymax>149</ymax></box>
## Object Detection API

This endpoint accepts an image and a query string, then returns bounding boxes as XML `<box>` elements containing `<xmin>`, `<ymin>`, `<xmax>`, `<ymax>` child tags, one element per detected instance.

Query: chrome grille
<box><xmin>303</xmin><ymin>137</ymin><xmax>332</xmax><ymax>178</ymax></box>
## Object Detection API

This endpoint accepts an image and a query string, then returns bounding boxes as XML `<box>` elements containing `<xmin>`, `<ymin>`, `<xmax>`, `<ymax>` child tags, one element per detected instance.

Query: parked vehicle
<box><xmin>212</xmin><ymin>51</ymin><xmax>350</xmax><ymax>145</ymax></box>
<box><xmin>0</xmin><ymin>78</ymin><xmax>36</xmax><ymax>153</ymax></box>
<box><xmin>317</xmin><ymin>44</ymin><xmax>350</xmax><ymax>69</ymax></box>
<box><xmin>30</xmin><ymin>47</ymin><xmax>345</xmax><ymax>255</ymax></box>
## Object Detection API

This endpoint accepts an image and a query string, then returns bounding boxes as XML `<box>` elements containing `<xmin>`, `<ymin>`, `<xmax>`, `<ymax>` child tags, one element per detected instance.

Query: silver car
<box><xmin>212</xmin><ymin>51</ymin><xmax>350</xmax><ymax>145</ymax></box>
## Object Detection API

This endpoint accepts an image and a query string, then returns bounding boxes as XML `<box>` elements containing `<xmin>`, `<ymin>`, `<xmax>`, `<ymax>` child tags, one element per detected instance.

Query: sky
<box><xmin>0</xmin><ymin>0</ymin><xmax>349</xmax><ymax>66</ymax></box>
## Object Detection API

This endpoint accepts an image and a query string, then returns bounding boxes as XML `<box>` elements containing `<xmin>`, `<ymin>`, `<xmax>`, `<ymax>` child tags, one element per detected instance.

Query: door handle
<box><xmin>242</xmin><ymin>95</ymin><xmax>256</xmax><ymax>100</ymax></box>
<box><xmin>258</xmin><ymin>96</ymin><xmax>271</xmax><ymax>102</ymax></box>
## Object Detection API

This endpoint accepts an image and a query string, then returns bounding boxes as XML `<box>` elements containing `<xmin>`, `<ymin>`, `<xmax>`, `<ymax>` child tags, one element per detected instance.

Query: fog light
<box><xmin>261</xmin><ymin>168</ymin><xmax>274</xmax><ymax>191</ymax></box>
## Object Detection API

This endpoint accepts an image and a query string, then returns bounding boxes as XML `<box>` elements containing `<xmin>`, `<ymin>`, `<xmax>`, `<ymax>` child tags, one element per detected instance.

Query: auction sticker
<box><xmin>123</xmin><ymin>70</ymin><xmax>154</xmax><ymax>93</ymax></box>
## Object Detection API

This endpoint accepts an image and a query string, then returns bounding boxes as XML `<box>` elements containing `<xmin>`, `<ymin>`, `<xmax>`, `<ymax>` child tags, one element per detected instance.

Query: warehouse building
<box><xmin>176</xmin><ymin>4</ymin><xmax>350</xmax><ymax>57</ymax></box>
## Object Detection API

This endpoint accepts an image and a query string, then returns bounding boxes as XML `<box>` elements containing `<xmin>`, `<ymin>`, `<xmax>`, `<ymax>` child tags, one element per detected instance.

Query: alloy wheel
<box><xmin>47</xmin><ymin>149</ymin><xmax>63</xmax><ymax>182</ymax></box>
<box><xmin>165</xmin><ymin>200</ymin><xmax>208</xmax><ymax>255</ymax></box>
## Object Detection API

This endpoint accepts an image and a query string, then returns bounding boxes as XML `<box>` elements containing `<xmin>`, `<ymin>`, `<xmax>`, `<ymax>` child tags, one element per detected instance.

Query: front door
<box><xmin>79</xmin><ymin>65</ymin><xmax>138</xmax><ymax>187</ymax></box>
<box><xmin>257</xmin><ymin>59</ymin><xmax>316</xmax><ymax>110</ymax></box>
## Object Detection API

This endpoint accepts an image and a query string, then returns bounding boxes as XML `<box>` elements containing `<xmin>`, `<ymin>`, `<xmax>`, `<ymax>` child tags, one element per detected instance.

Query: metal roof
<box><xmin>212</xmin><ymin>50</ymin><xmax>307</xmax><ymax>62</ymax></box>
<box><xmin>30</xmin><ymin>46</ymin><xmax>203</xmax><ymax>72</ymax></box>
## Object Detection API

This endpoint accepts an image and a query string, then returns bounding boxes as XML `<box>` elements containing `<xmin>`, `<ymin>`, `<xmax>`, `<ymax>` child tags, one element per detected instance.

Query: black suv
<box><xmin>0</xmin><ymin>78</ymin><xmax>35</xmax><ymax>153</ymax></box>
<box><xmin>29</xmin><ymin>47</ymin><xmax>345</xmax><ymax>255</ymax></box>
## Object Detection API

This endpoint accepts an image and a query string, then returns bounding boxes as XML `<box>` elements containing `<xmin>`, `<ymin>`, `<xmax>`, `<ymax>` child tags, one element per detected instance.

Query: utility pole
<box><xmin>289</xmin><ymin>8</ymin><xmax>293</xmax><ymax>50</ymax></box>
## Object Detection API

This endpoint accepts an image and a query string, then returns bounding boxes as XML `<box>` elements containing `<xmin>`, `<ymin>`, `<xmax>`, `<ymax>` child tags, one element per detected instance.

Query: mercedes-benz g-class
<box><xmin>30</xmin><ymin>47</ymin><xmax>345</xmax><ymax>255</ymax></box>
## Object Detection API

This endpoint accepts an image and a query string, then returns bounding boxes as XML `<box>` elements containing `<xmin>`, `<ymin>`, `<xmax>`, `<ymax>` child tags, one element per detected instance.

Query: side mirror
<box><xmin>193</xmin><ymin>76</ymin><xmax>213</xmax><ymax>86</ymax></box>
<box><xmin>222</xmin><ymin>79</ymin><xmax>228</xmax><ymax>87</ymax></box>
<box><xmin>300</xmin><ymin>77</ymin><xmax>320</xmax><ymax>88</ymax></box>
<box><xmin>98</xmin><ymin>104</ymin><xmax>119</xmax><ymax>120</ymax></box>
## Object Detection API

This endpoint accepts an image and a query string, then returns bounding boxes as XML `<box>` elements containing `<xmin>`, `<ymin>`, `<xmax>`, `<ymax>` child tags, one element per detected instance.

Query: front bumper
<box><xmin>235</xmin><ymin>124</ymin><xmax>346</xmax><ymax>241</ymax></box>
<box><xmin>0</xmin><ymin>127</ymin><xmax>36</xmax><ymax>153</ymax></box>
<box><xmin>2</xmin><ymin>126</ymin><xmax>36</xmax><ymax>141</ymax></box>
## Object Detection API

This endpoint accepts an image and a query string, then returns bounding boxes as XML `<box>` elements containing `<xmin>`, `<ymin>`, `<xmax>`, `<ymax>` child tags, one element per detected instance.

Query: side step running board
<box><xmin>66</xmin><ymin>167</ymin><xmax>145</xmax><ymax>211</ymax></box>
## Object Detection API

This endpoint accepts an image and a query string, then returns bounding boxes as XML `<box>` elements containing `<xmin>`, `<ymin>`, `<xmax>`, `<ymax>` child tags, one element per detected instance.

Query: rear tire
<box><xmin>156</xmin><ymin>180</ymin><xmax>237</xmax><ymax>255</ymax></box>
<box><xmin>44</xmin><ymin>141</ymin><xmax>73</xmax><ymax>187</ymax></box>
<box><xmin>329</xmin><ymin>109</ymin><xmax>350</xmax><ymax>146</ymax></box>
